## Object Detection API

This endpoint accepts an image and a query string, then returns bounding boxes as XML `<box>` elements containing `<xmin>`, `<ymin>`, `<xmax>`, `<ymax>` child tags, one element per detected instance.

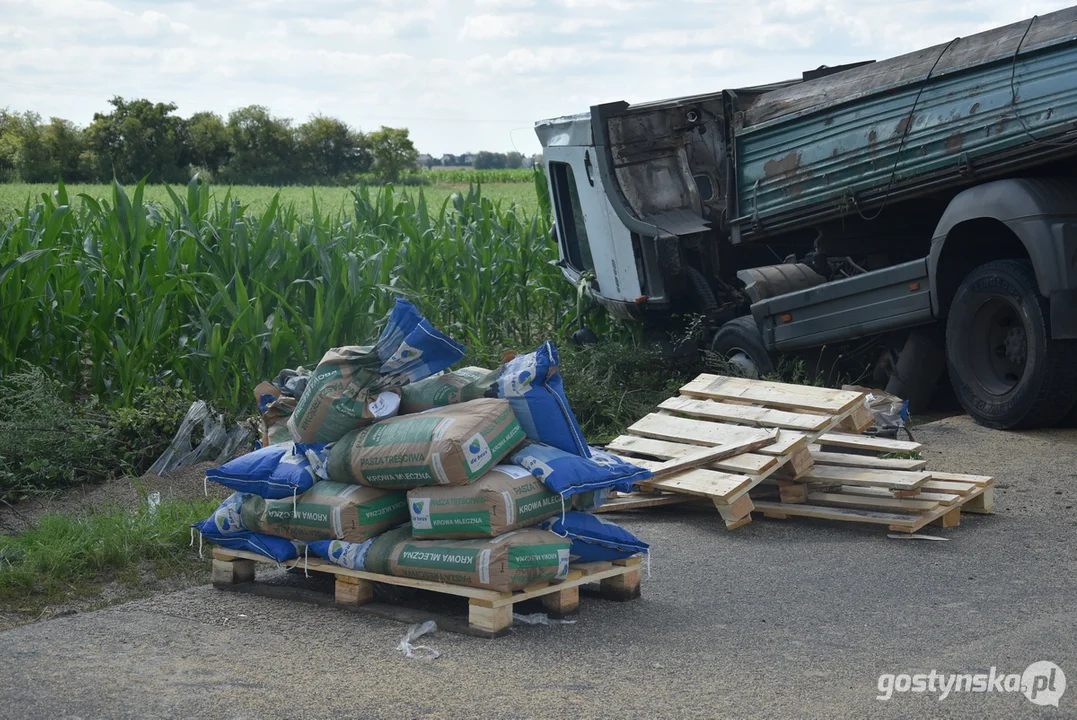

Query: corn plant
<box><xmin>0</xmin><ymin>174</ymin><xmax>597</xmax><ymax>409</ymax></box>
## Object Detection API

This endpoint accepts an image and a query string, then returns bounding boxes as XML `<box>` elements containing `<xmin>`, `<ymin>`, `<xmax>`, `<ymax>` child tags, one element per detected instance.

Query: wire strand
<box><xmin>1009</xmin><ymin>15</ymin><xmax>1077</xmax><ymax>149</ymax></box>
<box><xmin>854</xmin><ymin>36</ymin><xmax>962</xmax><ymax>222</ymax></box>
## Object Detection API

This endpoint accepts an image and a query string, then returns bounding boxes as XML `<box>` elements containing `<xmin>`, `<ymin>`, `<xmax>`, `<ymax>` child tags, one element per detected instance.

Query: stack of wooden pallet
<box><xmin>598</xmin><ymin>373</ymin><xmax>995</xmax><ymax>533</ymax></box>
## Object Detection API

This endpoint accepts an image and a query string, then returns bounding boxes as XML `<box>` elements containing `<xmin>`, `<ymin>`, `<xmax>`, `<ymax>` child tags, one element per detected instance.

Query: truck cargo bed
<box><xmin>733</xmin><ymin>8</ymin><xmax>1077</xmax><ymax>242</ymax></box>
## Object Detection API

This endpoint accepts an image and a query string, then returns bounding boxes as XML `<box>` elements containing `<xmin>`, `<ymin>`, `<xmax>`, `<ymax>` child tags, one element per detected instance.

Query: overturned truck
<box><xmin>536</xmin><ymin>8</ymin><xmax>1077</xmax><ymax>429</ymax></box>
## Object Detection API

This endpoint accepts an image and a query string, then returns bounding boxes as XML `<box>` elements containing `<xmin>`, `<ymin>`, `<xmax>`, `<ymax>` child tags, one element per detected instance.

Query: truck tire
<box><xmin>945</xmin><ymin>259</ymin><xmax>1077</xmax><ymax>429</ymax></box>
<box><xmin>709</xmin><ymin>316</ymin><xmax>775</xmax><ymax>378</ymax></box>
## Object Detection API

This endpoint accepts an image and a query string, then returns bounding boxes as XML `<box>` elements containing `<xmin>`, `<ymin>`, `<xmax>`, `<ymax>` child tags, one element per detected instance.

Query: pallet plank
<box><xmin>835</xmin><ymin>485</ymin><xmax>964</xmax><ymax>505</ymax></box>
<box><xmin>629</xmin><ymin>414</ymin><xmax>807</xmax><ymax>456</ymax></box>
<box><xmin>606</xmin><ymin>435</ymin><xmax>777</xmax><ymax>474</ymax></box>
<box><xmin>751</xmin><ymin>500</ymin><xmax>918</xmax><ymax>527</ymax></box>
<box><xmin>657</xmin><ymin>396</ymin><xmax>831</xmax><ymax>431</ymax></box>
<box><xmin>930</xmin><ymin>471</ymin><xmax>994</xmax><ymax>487</ymax></box>
<box><xmin>792</xmin><ymin>464</ymin><xmax>930</xmax><ymax>491</ymax></box>
<box><xmin>649</xmin><ymin>433</ymin><xmax>779</xmax><ymax>480</ymax></box>
<box><xmin>921</xmin><ymin>479</ymin><xmax>981</xmax><ymax>494</ymax></box>
<box><xmin>679</xmin><ymin>374</ymin><xmax>865</xmax><ymax>414</ymax></box>
<box><xmin>590</xmin><ymin>493</ymin><xmax>693</xmax><ymax>513</ymax></box>
<box><xmin>628</xmin><ymin>458</ymin><xmax>754</xmax><ymax>502</ymax></box>
<box><xmin>805</xmin><ymin>491</ymin><xmax>940</xmax><ymax>512</ymax></box>
<box><xmin>810</xmin><ymin>451</ymin><xmax>928</xmax><ymax>471</ymax></box>
<box><xmin>816</xmin><ymin>432</ymin><xmax>922</xmax><ymax>453</ymax></box>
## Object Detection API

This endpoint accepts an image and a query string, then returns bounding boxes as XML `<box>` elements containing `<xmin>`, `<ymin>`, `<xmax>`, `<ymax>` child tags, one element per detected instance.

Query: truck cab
<box><xmin>535</xmin><ymin>8</ymin><xmax>1077</xmax><ymax>430</ymax></box>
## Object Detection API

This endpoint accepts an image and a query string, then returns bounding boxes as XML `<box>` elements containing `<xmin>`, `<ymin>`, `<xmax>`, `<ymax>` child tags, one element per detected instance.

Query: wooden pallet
<box><xmin>210</xmin><ymin>548</ymin><xmax>642</xmax><ymax>637</ymax></box>
<box><xmin>753</xmin><ymin>470</ymin><xmax>994</xmax><ymax>532</ymax></box>
<box><xmin>607</xmin><ymin>374</ymin><xmax>872</xmax><ymax>528</ymax></box>
<box><xmin>601</xmin><ymin>373</ymin><xmax>996</xmax><ymax>534</ymax></box>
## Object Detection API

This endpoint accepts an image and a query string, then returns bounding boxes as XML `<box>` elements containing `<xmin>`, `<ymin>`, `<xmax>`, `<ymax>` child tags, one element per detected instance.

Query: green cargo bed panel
<box><xmin>733</xmin><ymin>10</ymin><xmax>1077</xmax><ymax>241</ymax></box>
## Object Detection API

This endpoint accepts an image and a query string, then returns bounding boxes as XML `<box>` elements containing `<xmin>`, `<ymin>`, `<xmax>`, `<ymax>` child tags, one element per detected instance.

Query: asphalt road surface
<box><xmin>1</xmin><ymin>415</ymin><xmax>1075</xmax><ymax>719</ymax></box>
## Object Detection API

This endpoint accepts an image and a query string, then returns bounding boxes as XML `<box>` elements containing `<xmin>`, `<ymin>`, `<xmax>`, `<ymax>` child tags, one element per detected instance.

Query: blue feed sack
<box><xmin>193</xmin><ymin>494</ymin><xmax>302</xmax><ymax>564</ymax></box>
<box><xmin>376</xmin><ymin>298</ymin><xmax>467</xmax><ymax>384</ymax></box>
<box><xmin>307</xmin><ymin>538</ymin><xmax>376</xmax><ymax>571</ymax></box>
<box><xmin>309</xmin><ymin>524</ymin><xmax>411</xmax><ymax>574</ymax></box>
<box><xmin>201</xmin><ymin>492</ymin><xmax>251</xmax><ymax>535</ymax></box>
<box><xmin>497</xmin><ymin>342</ymin><xmax>590</xmax><ymax>457</ymax></box>
<box><xmin>541</xmin><ymin>511</ymin><xmax>649</xmax><ymax>563</ymax></box>
<box><xmin>570</xmin><ymin>487</ymin><xmax>611</xmax><ymax>512</ymax></box>
<box><xmin>511</xmin><ymin>443</ymin><xmax>652</xmax><ymax>497</ymax></box>
<box><xmin>206</xmin><ymin>443</ymin><xmax>321</xmax><ymax>499</ymax></box>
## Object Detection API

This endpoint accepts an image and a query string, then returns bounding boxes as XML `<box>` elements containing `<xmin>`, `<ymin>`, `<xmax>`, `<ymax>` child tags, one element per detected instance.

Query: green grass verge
<box><xmin>0</xmin><ymin>499</ymin><xmax>217</xmax><ymax>606</ymax></box>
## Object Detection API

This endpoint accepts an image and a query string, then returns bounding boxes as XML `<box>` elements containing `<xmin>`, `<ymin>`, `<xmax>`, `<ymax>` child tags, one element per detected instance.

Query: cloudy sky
<box><xmin>1</xmin><ymin>0</ymin><xmax>1072</xmax><ymax>156</ymax></box>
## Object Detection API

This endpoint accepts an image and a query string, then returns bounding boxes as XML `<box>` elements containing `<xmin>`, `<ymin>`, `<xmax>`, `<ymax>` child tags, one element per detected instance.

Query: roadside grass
<box><xmin>0</xmin><ymin>499</ymin><xmax>217</xmax><ymax>614</ymax></box>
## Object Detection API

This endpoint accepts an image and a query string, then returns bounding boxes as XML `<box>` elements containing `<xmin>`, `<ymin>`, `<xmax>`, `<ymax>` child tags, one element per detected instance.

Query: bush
<box><xmin>559</xmin><ymin>342</ymin><xmax>696</xmax><ymax>445</ymax></box>
<box><xmin>0</xmin><ymin>365</ymin><xmax>197</xmax><ymax>500</ymax></box>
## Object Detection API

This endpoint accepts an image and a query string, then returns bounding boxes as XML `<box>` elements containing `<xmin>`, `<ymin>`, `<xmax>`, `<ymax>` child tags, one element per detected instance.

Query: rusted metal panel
<box><xmin>733</xmin><ymin>10</ymin><xmax>1077</xmax><ymax>242</ymax></box>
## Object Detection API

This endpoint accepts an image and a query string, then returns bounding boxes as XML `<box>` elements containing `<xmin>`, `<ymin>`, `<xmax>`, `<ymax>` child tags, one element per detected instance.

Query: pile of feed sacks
<box><xmin>194</xmin><ymin>298</ymin><xmax>650</xmax><ymax>594</ymax></box>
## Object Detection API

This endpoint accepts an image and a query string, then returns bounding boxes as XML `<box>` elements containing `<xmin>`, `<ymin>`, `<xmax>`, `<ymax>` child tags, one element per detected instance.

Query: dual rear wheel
<box><xmin>708</xmin><ymin>259</ymin><xmax>1077</xmax><ymax>429</ymax></box>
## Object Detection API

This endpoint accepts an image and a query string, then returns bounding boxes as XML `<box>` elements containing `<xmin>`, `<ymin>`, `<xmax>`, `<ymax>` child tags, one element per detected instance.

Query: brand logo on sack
<box><xmin>384</xmin><ymin>341</ymin><xmax>422</xmax><ymax>369</ymax></box>
<box><xmin>410</xmin><ymin>498</ymin><xmax>432</xmax><ymax>529</ymax></box>
<box><xmin>464</xmin><ymin>434</ymin><xmax>492</xmax><ymax>472</ymax></box>
<box><xmin>589</xmin><ymin>451</ymin><xmax>615</xmax><ymax>468</ymax></box>
<box><xmin>214</xmin><ymin>504</ymin><xmax>243</xmax><ymax>534</ymax></box>
<box><xmin>503</xmin><ymin>356</ymin><xmax>538</xmax><ymax>397</ymax></box>
<box><xmin>556</xmin><ymin>548</ymin><xmax>571</xmax><ymax>579</ymax></box>
<box><xmin>520</xmin><ymin>456</ymin><xmax>555</xmax><ymax>481</ymax></box>
<box><xmin>877</xmin><ymin>662</ymin><xmax>1065</xmax><ymax>706</ymax></box>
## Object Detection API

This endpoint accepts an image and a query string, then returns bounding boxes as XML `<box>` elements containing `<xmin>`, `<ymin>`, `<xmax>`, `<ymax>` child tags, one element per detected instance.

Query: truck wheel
<box><xmin>945</xmin><ymin>259</ymin><xmax>1077</xmax><ymax>429</ymax></box>
<box><xmin>709</xmin><ymin>316</ymin><xmax>775</xmax><ymax>378</ymax></box>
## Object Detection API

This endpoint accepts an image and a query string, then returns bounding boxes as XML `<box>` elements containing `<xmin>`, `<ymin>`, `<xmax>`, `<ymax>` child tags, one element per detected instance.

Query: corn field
<box><xmin>0</xmin><ymin>172</ymin><xmax>583</xmax><ymax>409</ymax></box>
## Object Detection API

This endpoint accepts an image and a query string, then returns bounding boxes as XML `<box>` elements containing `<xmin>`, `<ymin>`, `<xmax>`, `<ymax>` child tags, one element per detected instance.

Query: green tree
<box><xmin>186</xmin><ymin>111</ymin><xmax>231</xmax><ymax>176</ymax></box>
<box><xmin>368</xmin><ymin>126</ymin><xmax>418</xmax><ymax>183</ymax></box>
<box><xmin>84</xmin><ymin>97</ymin><xmax>188</xmax><ymax>183</ymax></box>
<box><xmin>42</xmin><ymin>118</ymin><xmax>88</xmax><ymax>182</ymax></box>
<box><xmin>0</xmin><ymin>111</ymin><xmax>22</xmax><ymax>181</ymax></box>
<box><xmin>295</xmin><ymin>115</ymin><xmax>369</xmax><ymax>183</ymax></box>
<box><xmin>473</xmin><ymin>151</ymin><xmax>507</xmax><ymax>170</ymax></box>
<box><xmin>222</xmin><ymin>105</ymin><xmax>297</xmax><ymax>185</ymax></box>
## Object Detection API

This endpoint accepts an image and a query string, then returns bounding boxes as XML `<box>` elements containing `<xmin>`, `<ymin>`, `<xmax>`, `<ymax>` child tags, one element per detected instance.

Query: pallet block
<box><xmin>210</xmin><ymin>548</ymin><xmax>643</xmax><ymax>636</ymax></box>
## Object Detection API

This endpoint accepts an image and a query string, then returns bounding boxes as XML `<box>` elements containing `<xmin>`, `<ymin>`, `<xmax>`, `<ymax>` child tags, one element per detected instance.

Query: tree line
<box><xmin>0</xmin><ymin>97</ymin><xmax>421</xmax><ymax>186</ymax></box>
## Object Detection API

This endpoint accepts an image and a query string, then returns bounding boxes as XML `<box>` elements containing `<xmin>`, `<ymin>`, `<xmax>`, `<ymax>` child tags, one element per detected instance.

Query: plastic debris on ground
<box><xmin>149</xmin><ymin>400</ymin><xmax>252</xmax><ymax>475</ymax></box>
<box><xmin>396</xmin><ymin>620</ymin><xmax>440</xmax><ymax>660</ymax></box>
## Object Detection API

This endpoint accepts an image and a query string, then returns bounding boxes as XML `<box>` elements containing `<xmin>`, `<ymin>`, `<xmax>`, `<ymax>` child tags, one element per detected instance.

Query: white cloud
<box><xmin>1</xmin><ymin>0</ymin><xmax>1074</xmax><ymax>156</ymax></box>
<box><xmin>552</xmin><ymin>17</ymin><xmax>615</xmax><ymax>33</ymax></box>
<box><xmin>458</xmin><ymin>14</ymin><xmax>522</xmax><ymax>40</ymax></box>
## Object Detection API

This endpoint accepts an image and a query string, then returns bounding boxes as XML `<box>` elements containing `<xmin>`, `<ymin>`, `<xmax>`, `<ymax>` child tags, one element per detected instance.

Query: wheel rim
<box><xmin>968</xmin><ymin>298</ymin><xmax>1028</xmax><ymax>396</ymax></box>
<box><xmin>725</xmin><ymin>347</ymin><xmax>760</xmax><ymax>378</ymax></box>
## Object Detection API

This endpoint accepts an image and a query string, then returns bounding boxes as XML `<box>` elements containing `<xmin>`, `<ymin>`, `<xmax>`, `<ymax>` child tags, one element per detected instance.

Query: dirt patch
<box><xmin>0</xmin><ymin>562</ymin><xmax>208</xmax><ymax>631</ymax></box>
<box><xmin>0</xmin><ymin>462</ymin><xmax>230</xmax><ymax>534</ymax></box>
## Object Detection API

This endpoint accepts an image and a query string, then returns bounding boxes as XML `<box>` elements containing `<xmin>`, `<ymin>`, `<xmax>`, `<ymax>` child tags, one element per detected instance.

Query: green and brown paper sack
<box><xmin>328</xmin><ymin>398</ymin><xmax>525</xmax><ymax>489</ymax></box>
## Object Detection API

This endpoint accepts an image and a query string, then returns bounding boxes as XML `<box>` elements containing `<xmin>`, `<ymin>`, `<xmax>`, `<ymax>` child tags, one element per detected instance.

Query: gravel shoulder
<box><xmin>1</xmin><ymin>416</ymin><xmax>1075</xmax><ymax>719</ymax></box>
